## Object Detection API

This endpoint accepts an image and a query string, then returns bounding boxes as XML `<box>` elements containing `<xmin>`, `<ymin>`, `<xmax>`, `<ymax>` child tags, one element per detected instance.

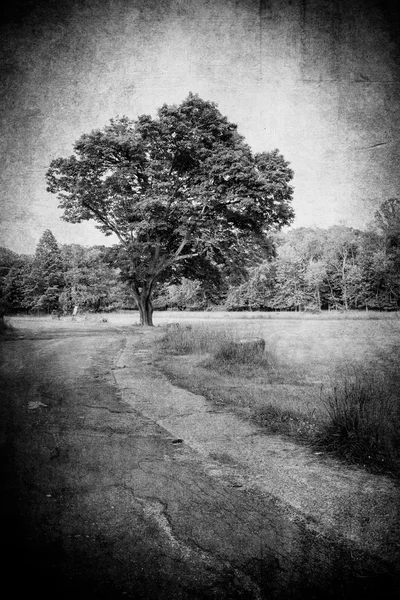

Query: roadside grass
<box><xmin>158</xmin><ymin>322</ymin><xmax>400</xmax><ymax>478</ymax></box>
<box><xmin>159</xmin><ymin>323</ymin><xmax>322</xmax><ymax>439</ymax></box>
<box><xmin>315</xmin><ymin>368</ymin><xmax>400</xmax><ymax>476</ymax></box>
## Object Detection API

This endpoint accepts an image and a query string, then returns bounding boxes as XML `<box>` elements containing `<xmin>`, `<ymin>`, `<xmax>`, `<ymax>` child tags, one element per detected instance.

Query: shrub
<box><xmin>316</xmin><ymin>368</ymin><xmax>400</xmax><ymax>474</ymax></box>
<box><xmin>0</xmin><ymin>317</ymin><xmax>15</xmax><ymax>334</ymax></box>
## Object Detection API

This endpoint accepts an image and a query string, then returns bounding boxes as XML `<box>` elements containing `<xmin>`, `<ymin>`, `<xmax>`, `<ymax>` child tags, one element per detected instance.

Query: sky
<box><xmin>0</xmin><ymin>0</ymin><xmax>400</xmax><ymax>254</ymax></box>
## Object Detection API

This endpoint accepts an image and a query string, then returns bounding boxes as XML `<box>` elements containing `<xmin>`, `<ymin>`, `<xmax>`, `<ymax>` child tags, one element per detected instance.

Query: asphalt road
<box><xmin>1</xmin><ymin>321</ymin><xmax>399</xmax><ymax>599</ymax></box>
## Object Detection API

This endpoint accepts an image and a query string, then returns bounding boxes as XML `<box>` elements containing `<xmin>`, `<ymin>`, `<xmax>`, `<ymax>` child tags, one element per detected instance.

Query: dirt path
<box><xmin>1</xmin><ymin>321</ymin><xmax>399</xmax><ymax>599</ymax></box>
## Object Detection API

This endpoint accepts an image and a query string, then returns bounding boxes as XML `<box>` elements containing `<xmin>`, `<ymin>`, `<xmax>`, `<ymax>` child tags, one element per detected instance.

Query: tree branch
<box><xmin>82</xmin><ymin>199</ymin><xmax>127</xmax><ymax>247</ymax></box>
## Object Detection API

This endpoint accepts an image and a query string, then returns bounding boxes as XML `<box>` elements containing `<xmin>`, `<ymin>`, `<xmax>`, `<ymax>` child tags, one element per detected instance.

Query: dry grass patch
<box><xmin>315</xmin><ymin>367</ymin><xmax>400</xmax><ymax>476</ymax></box>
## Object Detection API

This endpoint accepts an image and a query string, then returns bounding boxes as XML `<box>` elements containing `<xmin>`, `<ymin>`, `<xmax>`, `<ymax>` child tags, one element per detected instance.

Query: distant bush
<box><xmin>315</xmin><ymin>368</ymin><xmax>400</xmax><ymax>475</ymax></box>
<box><xmin>256</xmin><ymin>405</ymin><xmax>320</xmax><ymax>438</ymax></box>
<box><xmin>0</xmin><ymin>317</ymin><xmax>15</xmax><ymax>334</ymax></box>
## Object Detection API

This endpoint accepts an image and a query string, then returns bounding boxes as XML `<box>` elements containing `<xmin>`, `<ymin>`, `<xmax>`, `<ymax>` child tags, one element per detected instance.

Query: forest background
<box><xmin>1</xmin><ymin>197</ymin><xmax>399</xmax><ymax>315</ymax></box>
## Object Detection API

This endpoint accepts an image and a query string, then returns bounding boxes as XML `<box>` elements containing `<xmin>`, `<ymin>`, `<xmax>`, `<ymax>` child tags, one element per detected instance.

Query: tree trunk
<box><xmin>137</xmin><ymin>294</ymin><xmax>154</xmax><ymax>326</ymax></box>
<box><xmin>316</xmin><ymin>288</ymin><xmax>321</xmax><ymax>311</ymax></box>
<box><xmin>342</xmin><ymin>255</ymin><xmax>348</xmax><ymax>310</ymax></box>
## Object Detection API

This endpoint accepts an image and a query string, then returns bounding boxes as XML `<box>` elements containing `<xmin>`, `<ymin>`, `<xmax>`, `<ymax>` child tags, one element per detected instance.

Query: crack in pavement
<box><xmin>81</xmin><ymin>404</ymin><xmax>133</xmax><ymax>414</ymax></box>
<box><xmin>132</xmin><ymin>493</ymin><xmax>264</xmax><ymax>600</ymax></box>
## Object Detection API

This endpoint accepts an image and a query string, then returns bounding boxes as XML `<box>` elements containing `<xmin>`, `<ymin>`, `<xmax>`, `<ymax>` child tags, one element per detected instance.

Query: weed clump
<box><xmin>256</xmin><ymin>405</ymin><xmax>320</xmax><ymax>438</ymax></box>
<box><xmin>315</xmin><ymin>369</ymin><xmax>400</xmax><ymax>475</ymax></box>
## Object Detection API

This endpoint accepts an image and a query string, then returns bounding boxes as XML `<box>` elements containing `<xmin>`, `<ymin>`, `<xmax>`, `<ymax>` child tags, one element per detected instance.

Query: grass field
<box><xmin>155</xmin><ymin>311</ymin><xmax>400</xmax><ymax>477</ymax></box>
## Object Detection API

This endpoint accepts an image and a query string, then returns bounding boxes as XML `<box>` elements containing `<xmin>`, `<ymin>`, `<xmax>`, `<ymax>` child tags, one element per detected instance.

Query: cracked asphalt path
<box><xmin>1</xmin><ymin>320</ymin><xmax>399</xmax><ymax>599</ymax></box>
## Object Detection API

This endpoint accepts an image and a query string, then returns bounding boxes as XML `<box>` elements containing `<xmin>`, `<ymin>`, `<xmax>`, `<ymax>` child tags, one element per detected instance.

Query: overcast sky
<box><xmin>1</xmin><ymin>0</ymin><xmax>399</xmax><ymax>254</ymax></box>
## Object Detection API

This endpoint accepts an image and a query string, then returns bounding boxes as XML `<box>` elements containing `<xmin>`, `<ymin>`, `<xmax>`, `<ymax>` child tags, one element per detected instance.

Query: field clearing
<box><xmin>111</xmin><ymin>309</ymin><xmax>398</xmax><ymax>373</ymax></box>
<box><xmin>153</xmin><ymin>310</ymin><xmax>400</xmax><ymax>384</ymax></box>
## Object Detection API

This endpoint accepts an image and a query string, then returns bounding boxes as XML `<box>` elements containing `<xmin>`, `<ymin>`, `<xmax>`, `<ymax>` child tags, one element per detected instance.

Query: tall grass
<box><xmin>162</xmin><ymin>323</ymin><xmax>269</xmax><ymax>368</ymax></box>
<box><xmin>315</xmin><ymin>368</ymin><xmax>400</xmax><ymax>475</ymax></box>
<box><xmin>163</xmin><ymin>322</ymin><xmax>235</xmax><ymax>355</ymax></box>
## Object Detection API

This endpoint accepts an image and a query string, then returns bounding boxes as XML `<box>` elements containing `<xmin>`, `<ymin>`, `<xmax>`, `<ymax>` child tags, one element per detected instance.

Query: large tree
<box><xmin>46</xmin><ymin>93</ymin><xmax>294</xmax><ymax>325</ymax></box>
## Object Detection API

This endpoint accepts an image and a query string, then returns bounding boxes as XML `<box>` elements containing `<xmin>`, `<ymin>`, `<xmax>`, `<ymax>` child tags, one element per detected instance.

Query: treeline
<box><xmin>0</xmin><ymin>230</ymin><xmax>130</xmax><ymax>315</ymax></box>
<box><xmin>158</xmin><ymin>198</ymin><xmax>400</xmax><ymax>312</ymax></box>
<box><xmin>1</xmin><ymin>198</ymin><xmax>399</xmax><ymax>314</ymax></box>
<box><xmin>224</xmin><ymin>222</ymin><xmax>400</xmax><ymax>312</ymax></box>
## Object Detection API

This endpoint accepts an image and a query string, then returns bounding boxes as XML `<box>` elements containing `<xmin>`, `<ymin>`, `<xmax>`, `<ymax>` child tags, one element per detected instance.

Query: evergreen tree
<box><xmin>3</xmin><ymin>256</ymin><xmax>33</xmax><ymax>312</ymax></box>
<box><xmin>0</xmin><ymin>247</ymin><xmax>19</xmax><ymax>315</ymax></box>
<box><xmin>29</xmin><ymin>230</ymin><xmax>65</xmax><ymax>312</ymax></box>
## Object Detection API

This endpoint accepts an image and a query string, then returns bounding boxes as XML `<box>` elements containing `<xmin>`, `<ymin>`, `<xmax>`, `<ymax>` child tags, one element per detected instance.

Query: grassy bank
<box><xmin>156</xmin><ymin>322</ymin><xmax>400</xmax><ymax>478</ymax></box>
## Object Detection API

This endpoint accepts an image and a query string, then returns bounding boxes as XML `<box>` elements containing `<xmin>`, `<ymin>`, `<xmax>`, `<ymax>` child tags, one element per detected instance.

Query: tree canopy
<box><xmin>46</xmin><ymin>93</ymin><xmax>295</xmax><ymax>324</ymax></box>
